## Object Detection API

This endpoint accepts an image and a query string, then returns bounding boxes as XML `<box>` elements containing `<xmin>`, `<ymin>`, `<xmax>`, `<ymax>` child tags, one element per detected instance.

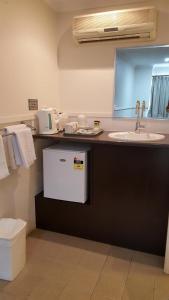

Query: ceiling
<box><xmin>44</xmin><ymin>0</ymin><xmax>148</xmax><ymax>13</ymax></box>
<box><xmin>117</xmin><ymin>46</ymin><xmax>169</xmax><ymax>67</ymax></box>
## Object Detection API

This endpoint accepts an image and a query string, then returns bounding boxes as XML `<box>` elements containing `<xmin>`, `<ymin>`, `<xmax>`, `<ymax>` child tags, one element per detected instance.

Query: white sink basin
<box><xmin>108</xmin><ymin>132</ymin><xmax>165</xmax><ymax>142</ymax></box>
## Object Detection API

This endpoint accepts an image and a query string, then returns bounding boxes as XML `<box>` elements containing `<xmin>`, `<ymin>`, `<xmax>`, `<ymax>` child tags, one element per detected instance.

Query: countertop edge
<box><xmin>34</xmin><ymin>131</ymin><xmax>169</xmax><ymax>148</ymax></box>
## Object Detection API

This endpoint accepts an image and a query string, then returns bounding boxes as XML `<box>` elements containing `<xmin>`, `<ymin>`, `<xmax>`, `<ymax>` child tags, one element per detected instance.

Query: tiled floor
<box><xmin>0</xmin><ymin>229</ymin><xmax>169</xmax><ymax>300</ymax></box>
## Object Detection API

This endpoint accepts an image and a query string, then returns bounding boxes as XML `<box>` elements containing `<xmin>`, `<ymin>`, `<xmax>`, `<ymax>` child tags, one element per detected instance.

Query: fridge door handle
<box><xmin>59</xmin><ymin>159</ymin><xmax>66</xmax><ymax>162</ymax></box>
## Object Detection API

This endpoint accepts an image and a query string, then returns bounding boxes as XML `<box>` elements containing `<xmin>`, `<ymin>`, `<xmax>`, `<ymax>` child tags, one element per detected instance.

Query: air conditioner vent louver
<box><xmin>104</xmin><ymin>28</ymin><xmax>119</xmax><ymax>32</ymax></box>
<box><xmin>72</xmin><ymin>7</ymin><xmax>157</xmax><ymax>44</ymax></box>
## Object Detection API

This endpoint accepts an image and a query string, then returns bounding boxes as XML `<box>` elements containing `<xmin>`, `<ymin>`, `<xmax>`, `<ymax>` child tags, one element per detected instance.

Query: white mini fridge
<box><xmin>43</xmin><ymin>144</ymin><xmax>89</xmax><ymax>203</ymax></box>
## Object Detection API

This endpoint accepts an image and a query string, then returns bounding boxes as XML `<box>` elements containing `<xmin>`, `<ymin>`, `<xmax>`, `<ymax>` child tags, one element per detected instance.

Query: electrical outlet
<box><xmin>28</xmin><ymin>99</ymin><xmax>38</xmax><ymax>110</ymax></box>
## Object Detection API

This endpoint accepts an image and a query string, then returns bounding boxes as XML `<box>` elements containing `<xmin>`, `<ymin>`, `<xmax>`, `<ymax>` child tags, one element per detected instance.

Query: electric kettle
<box><xmin>37</xmin><ymin>108</ymin><xmax>58</xmax><ymax>134</ymax></box>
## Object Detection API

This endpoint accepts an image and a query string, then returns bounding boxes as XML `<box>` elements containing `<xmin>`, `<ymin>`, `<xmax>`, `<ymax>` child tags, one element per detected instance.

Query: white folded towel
<box><xmin>6</xmin><ymin>135</ymin><xmax>17</xmax><ymax>169</ymax></box>
<box><xmin>5</xmin><ymin>124</ymin><xmax>26</xmax><ymax>169</ymax></box>
<box><xmin>15</xmin><ymin>127</ymin><xmax>36</xmax><ymax>168</ymax></box>
<box><xmin>0</xmin><ymin>136</ymin><xmax>9</xmax><ymax>180</ymax></box>
<box><xmin>5</xmin><ymin>124</ymin><xmax>36</xmax><ymax>169</ymax></box>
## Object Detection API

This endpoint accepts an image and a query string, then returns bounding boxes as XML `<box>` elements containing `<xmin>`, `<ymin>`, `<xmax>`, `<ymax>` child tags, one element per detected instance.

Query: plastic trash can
<box><xmin>0</xmin><ymin>218</ymin><xmax>27</xmax><ymax>281</ymax></box>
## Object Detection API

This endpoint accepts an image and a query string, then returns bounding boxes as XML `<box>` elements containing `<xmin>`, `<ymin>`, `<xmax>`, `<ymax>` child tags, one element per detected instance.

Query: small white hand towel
<box><xmin>5</xmin><ymin>125</ymin><xmax>26</xmax><ymax>168</ymax></box>
<box><xmin>15</xmin><ymin>127</ymin><xmax>36</xmax><ymax>168</ymax></box>
<box><xmin>5</xmin><ymin>124</ymin><xmax>36</xmax><ymax>168</ymax></box>
<box><xmin>0</xmin><ymin>136</ymin><xmax>9</xmax><ymax>180</ymax></box>
<box><xmin>6</xmin><ymin>135</ymin><xmax>17</xmax><ymax>169</ymax></box>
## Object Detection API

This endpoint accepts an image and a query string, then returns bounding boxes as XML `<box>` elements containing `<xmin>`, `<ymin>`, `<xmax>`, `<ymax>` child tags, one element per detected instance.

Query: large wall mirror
<box><xmin>113</xmin><ymin>45</ymin><xmax>169</xmax><ymax>119</ymax></box>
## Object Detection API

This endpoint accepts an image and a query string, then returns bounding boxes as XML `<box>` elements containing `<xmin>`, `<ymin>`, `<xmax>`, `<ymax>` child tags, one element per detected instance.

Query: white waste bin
<box><xmin>0</xmin><ymin>218</ymin><xmax>27</xmax><ymax>281</ymax></box>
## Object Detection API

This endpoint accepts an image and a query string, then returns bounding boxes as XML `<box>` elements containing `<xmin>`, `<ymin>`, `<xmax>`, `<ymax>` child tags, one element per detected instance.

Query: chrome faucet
<box><xmin>135</xmin><ymin>100</ymin><xmax>145</xmax><ymax>133</ymax></box>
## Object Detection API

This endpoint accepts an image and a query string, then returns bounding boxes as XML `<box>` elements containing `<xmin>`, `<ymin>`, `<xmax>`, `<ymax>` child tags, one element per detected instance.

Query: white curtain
<box><xmin>148</xmin><ymin>75</ymin><xmax>169</xmax><ymax>118</ymax></box>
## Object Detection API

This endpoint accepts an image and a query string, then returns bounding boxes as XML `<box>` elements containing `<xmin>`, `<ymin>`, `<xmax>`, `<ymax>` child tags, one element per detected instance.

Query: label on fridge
<box><xmin>74</xmin><ymin>157</ymin><xmax>84</xmax><ymax>170</ymax></box>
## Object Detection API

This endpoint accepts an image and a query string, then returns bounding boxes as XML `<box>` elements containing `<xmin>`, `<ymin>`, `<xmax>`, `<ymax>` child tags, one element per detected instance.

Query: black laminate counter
<box><xmin>35</xmin><ymin>131</ymin><xmax>169</xmax><ymax>256</ymax></box>
<box><xmin>34</xmin><ymin>131</ymin><xmax>169</xmax><ymax>148</ymax></box>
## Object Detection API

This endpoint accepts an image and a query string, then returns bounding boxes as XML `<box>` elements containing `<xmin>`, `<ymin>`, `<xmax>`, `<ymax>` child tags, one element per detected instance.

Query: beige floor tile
<box><xmin>3</xmin><ymin>273</ymin><xmax>43</xmax><ymax>298</ymax></box>
<box><xmin>54</xmin><ymin>244</ymin><xmax>84</xmax><ymax>265</ymax></box>
<box><xmin>91</xmin><ymin>292</ymin><xmax>117</xmax><ymax>300</ymax></box>
<box><xmin>154</xmin><ymin>273</ymin><xmax>169</xmax><ymax>300</ymax></box>
<box><xmin>103</xmin><ymin>247</ymin><xmax>133</xmax><ymax>275</ymax></box>
<box><xmin>122</xmin><ymin>271</ymin><xmax>155</xmax><ymax>300</ymax></box>
<box><xmin>79</xmin><ymin>250</ymin><xmax>107</xmax><ymax>272</ymax></box>
<box><xmin>0</xmin><ymin>280</ymin><xmax>9</xmax><ymax>291</ymax></box>
<box><xmin>0</xmin><ymin>292</ymin><xmax>27</xmax><ymax>300</ymax></box>
<box><xmin>122</xmin><ymin>289</ymin><xmax>154</xmax><ymax>300</ymax></box>
<box><xmin>91</xmin><ymin>274</ymin><xmax>125</xmax><ymax>300</ymax></box>
<box><xmin>121</xmin><ymin>251</ymin><xmax>159</xmax><ymax>300</ymax></box>
<box><xmin>126</xmin><ymin>251</ymin><xmax>163</xmax><ymax>283</ymax></box>
<box><xmin>60</xmin><ymin>266</ymin><xmax>100</xmax><ymax>296</ymax></box>
<box><xmin>25</xmin><ymin>257</ymin><xmax>77</xmax><ymax>283</ymax></box>
<box><xmin>91</xmin><ymin>247</ymin><xmax>132</xmax><ymax>300</ymax></box>
<box><xmin>59</xmin><ymin>290</ymin><xmax>91</xmax><ymax>300</ymax></box>
<box><xmin>27</xmin><ymin>277</ymin><xmax>66</xmax><ymax>300</ymax></box>
<box><xmin>27</xmin><ymin>236</ymin><xmax>83</xmax><ymax>265</ymax></box>
<box><xmin>2</xmin><ymin>229</ymin><xmax>165</xmax><ymax>300</ymax></box>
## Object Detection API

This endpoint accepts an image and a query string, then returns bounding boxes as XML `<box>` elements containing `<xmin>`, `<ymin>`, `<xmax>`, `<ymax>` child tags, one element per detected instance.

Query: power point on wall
<box><xmin>28</xmin><ymin>99</ymin><xmax>38</xmax><ymax>110</ymax></box>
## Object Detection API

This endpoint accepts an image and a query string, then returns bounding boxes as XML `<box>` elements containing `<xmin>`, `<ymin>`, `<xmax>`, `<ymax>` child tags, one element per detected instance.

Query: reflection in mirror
<box><xmin>113</xmin><ymin>45</ymin><xmax>169</xmax><ymax>119</ymax></box>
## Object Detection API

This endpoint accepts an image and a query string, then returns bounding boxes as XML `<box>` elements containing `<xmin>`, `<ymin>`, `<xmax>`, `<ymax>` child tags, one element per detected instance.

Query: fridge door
<box><xmin>43</xmin><ymin>148</ymin><xmax>88</xmax><ymax>203</ymax></box>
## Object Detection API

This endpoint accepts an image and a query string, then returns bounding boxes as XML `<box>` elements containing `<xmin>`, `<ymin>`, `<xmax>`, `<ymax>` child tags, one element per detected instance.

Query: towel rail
<box><xmin>0</xmin><ymin>122</ymin><xmax>36</xmax><ymax>138</ymax></box>
<box><xmin>2</xmin><ymin>132</ymin><xmax>15</xmax><ymax>138</ymax></box>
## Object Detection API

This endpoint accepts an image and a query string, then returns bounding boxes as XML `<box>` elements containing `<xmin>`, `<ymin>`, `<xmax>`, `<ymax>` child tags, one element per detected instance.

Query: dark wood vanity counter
<box><xmin>35</xmin><ymin>131</ymin><xmax>169</xmax><ymax>148</ymax></box>
<box><xmin>35</xmin><ymin>130</ymin><xmax>169</xmax><ymax>256</ymax></box>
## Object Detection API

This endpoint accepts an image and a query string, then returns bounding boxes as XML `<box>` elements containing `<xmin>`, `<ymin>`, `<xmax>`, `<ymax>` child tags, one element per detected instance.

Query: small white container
<box><xmin>0</xmin><ymin>218</ymin><xmax>27</xmax><ymax>281</ymax></box>
<box><xmin>77</xmin><ymin>114</ymin><xmax>88</xmax><ymax>128</ymax></box>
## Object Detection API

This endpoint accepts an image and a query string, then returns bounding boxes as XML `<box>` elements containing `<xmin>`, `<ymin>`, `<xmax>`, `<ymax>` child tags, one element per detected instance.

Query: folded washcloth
<box><xmin>5</xmin><ymin>124</ymin><xmax>36</xmax><ymax>169</ymax></box>
<box><xmin>0</xmin><ymin>135</ymin><xmax>9</xmax><ymax>180</ymax></box>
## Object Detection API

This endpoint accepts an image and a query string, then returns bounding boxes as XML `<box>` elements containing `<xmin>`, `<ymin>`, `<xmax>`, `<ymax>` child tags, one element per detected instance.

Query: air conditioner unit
<box><xmin>72</xmin><ymin>7</ymin><xmax>157</xmax><ymax>44</ymax></box>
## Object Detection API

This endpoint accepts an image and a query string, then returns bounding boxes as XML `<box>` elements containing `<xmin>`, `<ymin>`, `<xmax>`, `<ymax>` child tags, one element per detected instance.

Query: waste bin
<box><xmin>0</xmin><ymin>218</ymin><xmax>27</xmax><ymax>281</ymax></box>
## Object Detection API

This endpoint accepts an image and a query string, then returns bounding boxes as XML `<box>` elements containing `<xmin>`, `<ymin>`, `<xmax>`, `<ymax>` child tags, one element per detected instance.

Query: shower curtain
<box><xmin>148</xmin><ymin>75</ymin><xmax>169</xmax><ymax>118</ymax></box>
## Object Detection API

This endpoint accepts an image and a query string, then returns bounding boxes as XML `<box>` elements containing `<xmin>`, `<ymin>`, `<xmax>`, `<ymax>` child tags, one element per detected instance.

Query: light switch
<box><xmin>28</xmin><ymin>99</ymin><xmax>38</xmax><ymax>110</ymax></box>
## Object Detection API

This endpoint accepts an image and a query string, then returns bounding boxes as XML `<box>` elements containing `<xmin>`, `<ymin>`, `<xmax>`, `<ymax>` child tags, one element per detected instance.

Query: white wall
<box><xmin>0</xmin><ymin>138</ymin><xmax>52</xmax><ymax>232</ymax></box>
<box><xmin>132</xmin><ymin>66</ymin><xmax>153</xmax><ymax>108</ymax></box>
<box><xmin>0</xmin><ymin>0</ymin><xmax>60</xmax><ymax>117</ymax></box>
<box><xmin>153</xmin><ymin>65</ymin><xmax>169</xmax><ymax>75</ymax></box>
<box><xmin>0</xmin><ymin>0</ymin><xmax>59</xmax><ymax>232</ymax></box>
<box><xmin>57</xmin><ymin>0</ymin><xmax>169</xmax><ymax>123</ymax></box>
<box><xmin>115</xmin><ymin>55</ymin><xmax>135</xmax><ymax>108</ymax></box>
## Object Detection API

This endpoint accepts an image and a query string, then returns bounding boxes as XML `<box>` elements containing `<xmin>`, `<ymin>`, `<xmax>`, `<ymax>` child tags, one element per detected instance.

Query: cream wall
<box><xmin>0</xmin><ymin>0</ymin><xmax>60</xmax><ymax>117</ymax></box>
<box><xmin>0</xmin><ymin>138</ymin><xmax>52</xmax><ymax>232</ymax></box>
<box><xmin>0</xmin><ymin>0</ymin><xmax>59</xmax><ymax>232</ymax></box>
<box><xmin>57</xmin><ymin>0</ymin><xmax>169</xmax><ymax>125</ymax></box>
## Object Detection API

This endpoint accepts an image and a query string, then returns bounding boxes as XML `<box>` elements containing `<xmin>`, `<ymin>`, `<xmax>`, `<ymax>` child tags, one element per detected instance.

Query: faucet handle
<box><xmin>142</xmin><ymin>101</ymin><xmax>146</xmax><ymax>111</ymax></box>
<box><xmin>141</xmin><ymin>101</ymin><xmax>146</xmax><ymax>118</ymax></box>
<box><xmin>136</xmin><ymin>100</ymin><xmax>140</xmax><ymax>114</ymax></box>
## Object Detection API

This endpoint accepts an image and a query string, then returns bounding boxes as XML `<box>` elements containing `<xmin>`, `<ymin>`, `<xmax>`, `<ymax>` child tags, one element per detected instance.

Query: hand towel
<box><xmin>5</xmin><ymin>124</ymin><xmax>26</xmax><ymax>168</ymax></box>
<box><xmin>5</xmin><ymin>124</ymin><xmax>36</xmax><ymax>168</ymax></box>
<box><xmin>0</xmin><ymin>135</ymin><xmax>9</xmax><ymax>180</ymax></box>
<box><xmin>2</xmin><ymin>136</ymin><xmax>12</xmax><ymax>171</ymax></box>
<box><xmin>15</xmin><ymin>127</ymin><xmax>36</xmax><ymax>168</ymax></box>
<box><xmin>6</xmin><ymin>135</ymin><xmax>17</xmax><ymax>169</ymax></box>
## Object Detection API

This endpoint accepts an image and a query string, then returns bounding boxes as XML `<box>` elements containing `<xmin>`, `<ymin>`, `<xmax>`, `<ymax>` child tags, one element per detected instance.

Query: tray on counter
<box><xmin>64</xmin><ymin>128</ymin><xmax>103</xmax><ymax>137</ymax></box>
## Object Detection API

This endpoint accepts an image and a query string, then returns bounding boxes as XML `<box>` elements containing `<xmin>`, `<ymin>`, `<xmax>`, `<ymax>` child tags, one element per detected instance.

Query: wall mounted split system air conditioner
<box><xmin>72</xmin><ymin>7</ymin><xmax>157</xmax><ymax>44</ymax></box>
